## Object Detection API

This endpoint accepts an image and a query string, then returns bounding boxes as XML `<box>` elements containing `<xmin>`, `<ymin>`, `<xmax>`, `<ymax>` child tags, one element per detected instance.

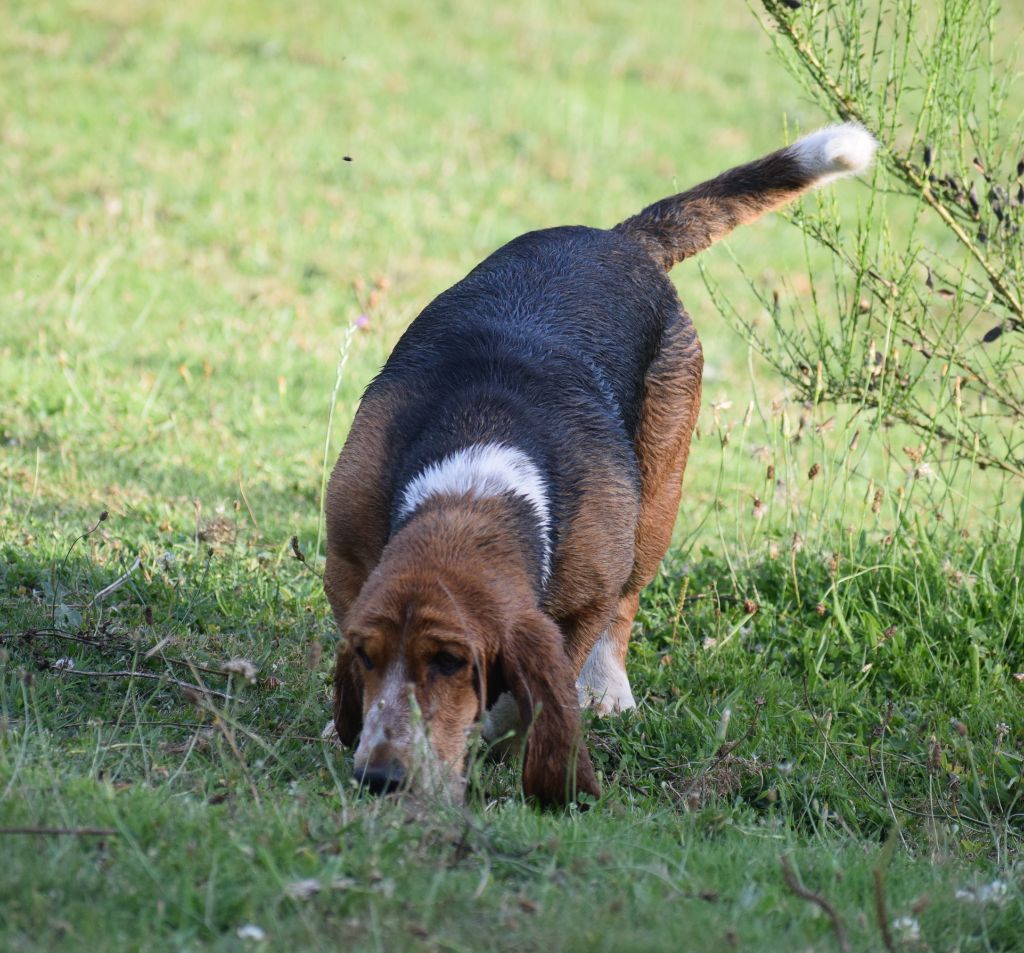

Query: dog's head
<box><xmin>328</xmin><ymin>508</ymin><xmax>600</xmax><ymax>806</ymax></box>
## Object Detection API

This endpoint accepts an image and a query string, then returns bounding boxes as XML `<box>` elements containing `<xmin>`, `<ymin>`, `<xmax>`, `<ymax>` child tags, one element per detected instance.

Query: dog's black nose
<box><xmin>357</xmin><ymin>762</ymin><xmax>406</xmax><ymax>795</ymax></box>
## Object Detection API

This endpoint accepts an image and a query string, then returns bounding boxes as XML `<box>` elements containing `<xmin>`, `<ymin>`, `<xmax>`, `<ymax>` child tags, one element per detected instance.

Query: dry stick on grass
<box><xmin>50</xmin><ymin>665</ymin><xmax>235</xmax><ymax>702</ymax></box>
<box><xmin>18</xmin><ymin>626</ymin><xmax>229</xmax><ymax>681</ymax></box>
<box><xmin>54</xmin><ymin>720</ymin><xmax>331</xmax><ymax>745</ymax></box>
<box><xmin>0</xmin><ymin>826</ymin><xmax>117</xmax><ymax>837</ymax></box>
<box><xmin>290</xmin><ymin>533</ymin><xmax>326</xmax><ymax>584</ymax></box>
<box><xmin>873</xmin><ymin>828</ymin><xmax>900</xmax><ymax>953</ymax></box>
<box><xmin>779</xmin><ymin>854</ymin><xmax>850</xmax><ymax>953</ymax></box>
<box><xmin>761</xmin><ymin>0</ymin><xmax>1024</xmax><ymax>322</ymax></box>
<box><xmin>4</xmin><ymin>627</ymin><xmax>96</xmax><ymax>648</ymax></box>
<box><xmin>92</xmin><ymin>555</ymin><xmax>142</xmax><ymax>604</ymax></box>
<box><xmin>50</xmin><ymin>510</ymin><xmax>108</xmax><ymax>628</ymax></box>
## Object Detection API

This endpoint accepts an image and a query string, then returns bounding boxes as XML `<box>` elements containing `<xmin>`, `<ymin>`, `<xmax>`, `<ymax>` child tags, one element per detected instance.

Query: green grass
<box><xmin>1</xmin><ymin>1</ymin><xmax>1023</xmax><ymax>950</ymax></box>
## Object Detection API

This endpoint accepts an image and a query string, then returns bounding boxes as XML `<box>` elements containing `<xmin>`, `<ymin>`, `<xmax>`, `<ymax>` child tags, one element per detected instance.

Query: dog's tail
<box><xmin>614</xmin><ymin>123</ymin><xmax>876</xmax><ymax>270</ymax></box>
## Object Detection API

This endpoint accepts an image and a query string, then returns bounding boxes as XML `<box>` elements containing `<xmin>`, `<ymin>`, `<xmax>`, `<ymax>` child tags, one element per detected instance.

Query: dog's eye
<box><xmin>354</xmin><ymin>646</ymin><xmax>374</xmax><ymax>671</ymax></box>
<box><xmin>430</xmin><ymin>651</ymin><xmax>467</xmax><ymax>677</ymax></box>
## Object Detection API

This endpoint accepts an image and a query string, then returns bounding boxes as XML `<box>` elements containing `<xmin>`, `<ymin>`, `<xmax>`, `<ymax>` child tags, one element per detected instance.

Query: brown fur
<box><xmin>599</xmin><ymin>311</ymin><xmax>704</xmax><ymax>667</ymax></box>
<box><xmin>543</xmin><ymin>462</ymin><xmax>639</xmax><ymax>673</ymax></box>
<box><xmin>327</xmin><ymin>494</ymin><xmax>600</xmax><ymax>804</ymax></box>
<box><xmin>325</xmin><ymin>389</ymin><xmax>399</xmax><ymax>746</ymax></box>
<box><xmin>323</xmin><ymin>248</ymin><xmax>705</xmax><ymax>805</ymax></box>
<box><xmin>325</xmin><ymin>318</ymin><xmax>702</xmax><ymax>798</ymax></box>
<box><xmin>615</xmin><ymin>150</ymin><xmax>820</xmax><ymax>270</ymax></box>
<box><xmin>325</xmin><ymin>128</ymin><xmax>865</xmax><ymax>804</ymax></box>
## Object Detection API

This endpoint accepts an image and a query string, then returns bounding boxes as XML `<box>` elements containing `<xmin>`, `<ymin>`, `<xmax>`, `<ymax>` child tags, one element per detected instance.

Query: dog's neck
<box><xmin>393</xmin><ymin>442</ymin><xmax>552</xmax><ymax>589</ymax></box>
<box><xmin>388</xmin><ymin>493</ymin><xmax>549</xmax><ymax>600</ymax></box>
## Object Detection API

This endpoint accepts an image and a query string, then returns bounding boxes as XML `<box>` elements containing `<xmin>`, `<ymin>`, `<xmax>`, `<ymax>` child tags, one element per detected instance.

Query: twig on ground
<box><xmin>51</xmin><ymin>510</ymin><xmax>108</xmax><ymax>627</ymax></box>
<box><xmin>0</xmin><ymin>826</ymin><xmax>117</xmax><ymax>837</ymax></box>
<box><xmin>780</xmin><ymin>854</ymin><xmax>850</xmax><ymax>953</ymax></box>
<box><xmin>93</xmin><ymin>555</ymin><xmax>142</xmax><ymax>603</ymax></box>
<box><xmin>873</xmin><ymin>828</ymin><xmax>900</xmax><ymax>953</ymax></box>
<box><xmin>873</xmin><ymin>867</ymin><xmax>897</xmax><ymax>953</ymax></box>
<box><xmin>13</xmin><ymin>626</ymin><xmax>230</xmax><ymax>681</ymax></box>
<box><xmin>143</xmin><ymin>633</ymin><xmax>176</xmax><ymax>658</ymax></box>
<box><xmin>3</xmin><ymin>627</ymin><xmax>95</xmax><ymax>648</ymax></box>
<box><xmin>49</xmin><ymin>665</ymin><xmax>235</xmax><ymax>701</ymax></box>
<box><xmin>54</xmin><ymin>720</ymin><xmax>329</xmax><ymax>745</ymax></box>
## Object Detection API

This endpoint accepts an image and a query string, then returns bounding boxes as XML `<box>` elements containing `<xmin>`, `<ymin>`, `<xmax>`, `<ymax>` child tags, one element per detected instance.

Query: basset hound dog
<box><xmin>323</xmin><ymin>124</ymin><xmax>875</xmax><ymax>804</ymax></box>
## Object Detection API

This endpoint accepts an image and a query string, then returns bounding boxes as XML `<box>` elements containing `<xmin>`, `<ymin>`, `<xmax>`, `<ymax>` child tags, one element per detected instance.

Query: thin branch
<box><xmin>0</xmin><ymin>826</ymin><xmax>117</xmax><ymax>837</ymax></box>
<box><xmin>11</xmin><ymin>626</ymin><xmax>235</xmax><ymax>680</ymax></box>
<box><xmin>54</xmin><ymin>720</ymin><xmax>331</xmax><ymax>744</ymax></box>
<box><xmin>873</xmin><ymin>867</ymin><xmax>898</xmax><ymax>953</ymax></box>
<box><xmin>93</xmin><ymin>555</ymin><xmax>142</xmax><ymax>603</ymax></box>
<box><xmin>762</xmin><ymin>0</ymin><xmax>1023</xmax><ymax>321</ymax></box>
<box><xmin>872</xmin><ymin>824</ymin><xmax>900</xmax><ymax>953</ymax></box>
<box><xmin>49</xmin><ymin>665</ymin><xmax>235</xmax><ymax>701</ymax></box>
<box><xmin>780</xmin><ymin>854</ymin><xmax>850</xmax><ymax>953</ymax></box>
<box><xmin>796</xmin><ymin>220</ymin><xmax>1024</xmax><ymax>418</ymax></box>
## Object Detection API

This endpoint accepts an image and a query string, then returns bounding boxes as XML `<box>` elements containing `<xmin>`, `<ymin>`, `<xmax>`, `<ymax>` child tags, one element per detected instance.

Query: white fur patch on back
<box><xmin>789</xmin><ymin>122</ymin><xmax>877</xmax><ymax>183</ymax></box>
<box><xmin>397</xmin><ymin>443</ymin><xmax>552</xmax><ymax>582</ymax></box>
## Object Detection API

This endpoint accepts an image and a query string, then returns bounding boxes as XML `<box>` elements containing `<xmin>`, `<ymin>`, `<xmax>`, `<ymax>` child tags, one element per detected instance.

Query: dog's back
<box><xmin>325</xmin><ymin>123</ymin><xmax>877</xmax><ymax>804</ymax></box>
<box><xmin>379</xmin><ymin>226</ymin><xmax>673</xmax><ymax>448</ymax></box>
<box><xmin>365</xmin><ymin>123</ymin><xmax>877</xmax><ymax>556</ymax></box>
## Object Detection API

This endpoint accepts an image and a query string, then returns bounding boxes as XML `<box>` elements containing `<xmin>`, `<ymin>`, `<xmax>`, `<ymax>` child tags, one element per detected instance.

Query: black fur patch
<box><xmin>370</xmin><ymin>226</ymin><xmax>689</xmax><ymax>585</ymax></box>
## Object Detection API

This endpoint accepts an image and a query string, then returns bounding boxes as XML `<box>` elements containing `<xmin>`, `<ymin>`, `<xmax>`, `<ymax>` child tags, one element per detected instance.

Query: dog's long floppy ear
<box><xmin>332</xmin><ymin>640</ymin><xmax>364</xmax><ymax>746</ymax></box>
<box><xmin>500</xmin><ymin>610</ymin><xmax>600</xmax><ymax>806</ymax></box>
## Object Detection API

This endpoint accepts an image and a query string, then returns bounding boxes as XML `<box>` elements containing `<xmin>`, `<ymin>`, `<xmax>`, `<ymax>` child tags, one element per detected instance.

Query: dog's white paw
<box><xmin>577</xmin><ymin>633</ymin><xmax>636</xmax><ymax>716</ymax></box>
<box><xmin>321</xmin><ymin>719</ymin><xmax>341</xmax><ymax>746</ymax></box>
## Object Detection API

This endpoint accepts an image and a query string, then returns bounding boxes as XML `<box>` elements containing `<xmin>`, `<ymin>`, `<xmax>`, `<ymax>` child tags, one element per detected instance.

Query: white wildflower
<box><xmin>223</xmin><ymin>658</ymin><xmax>258</xmax><ymax>682</ymax></box>
<box><xmin>236</xmin><ymin>924</ymin><xmax>266</xmax><ymax>942</ymax></box>
<box><xmin>955</xmin><ymin>880</ymin><xmax>1009</xmax><ymax>905</ymax></box>
<box><xmin>892</xmin><ymin>916</ymin><xmax>920</xmax><ymax>942</ymax></box>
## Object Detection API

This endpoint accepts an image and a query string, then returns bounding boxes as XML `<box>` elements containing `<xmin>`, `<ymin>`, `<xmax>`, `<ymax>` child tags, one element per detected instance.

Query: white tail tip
<box><xmin>790</xmin><ymin>122</ymin><xmax>877</xmax><ymax>181</ymax></box>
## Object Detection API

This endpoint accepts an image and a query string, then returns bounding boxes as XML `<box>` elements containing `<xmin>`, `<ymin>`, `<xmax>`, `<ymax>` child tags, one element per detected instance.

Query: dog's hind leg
<box><xmin>578</xmin><ymin>307</ymin><xmax>703</xmax><ymax>715</ymax></box>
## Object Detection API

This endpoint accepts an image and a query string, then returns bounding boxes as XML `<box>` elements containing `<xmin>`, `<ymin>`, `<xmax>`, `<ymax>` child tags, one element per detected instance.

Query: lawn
<box><xmin>1</xmin><ymin>0</ymin><xmax>1022</xmax><ymax>950</ymax></box>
